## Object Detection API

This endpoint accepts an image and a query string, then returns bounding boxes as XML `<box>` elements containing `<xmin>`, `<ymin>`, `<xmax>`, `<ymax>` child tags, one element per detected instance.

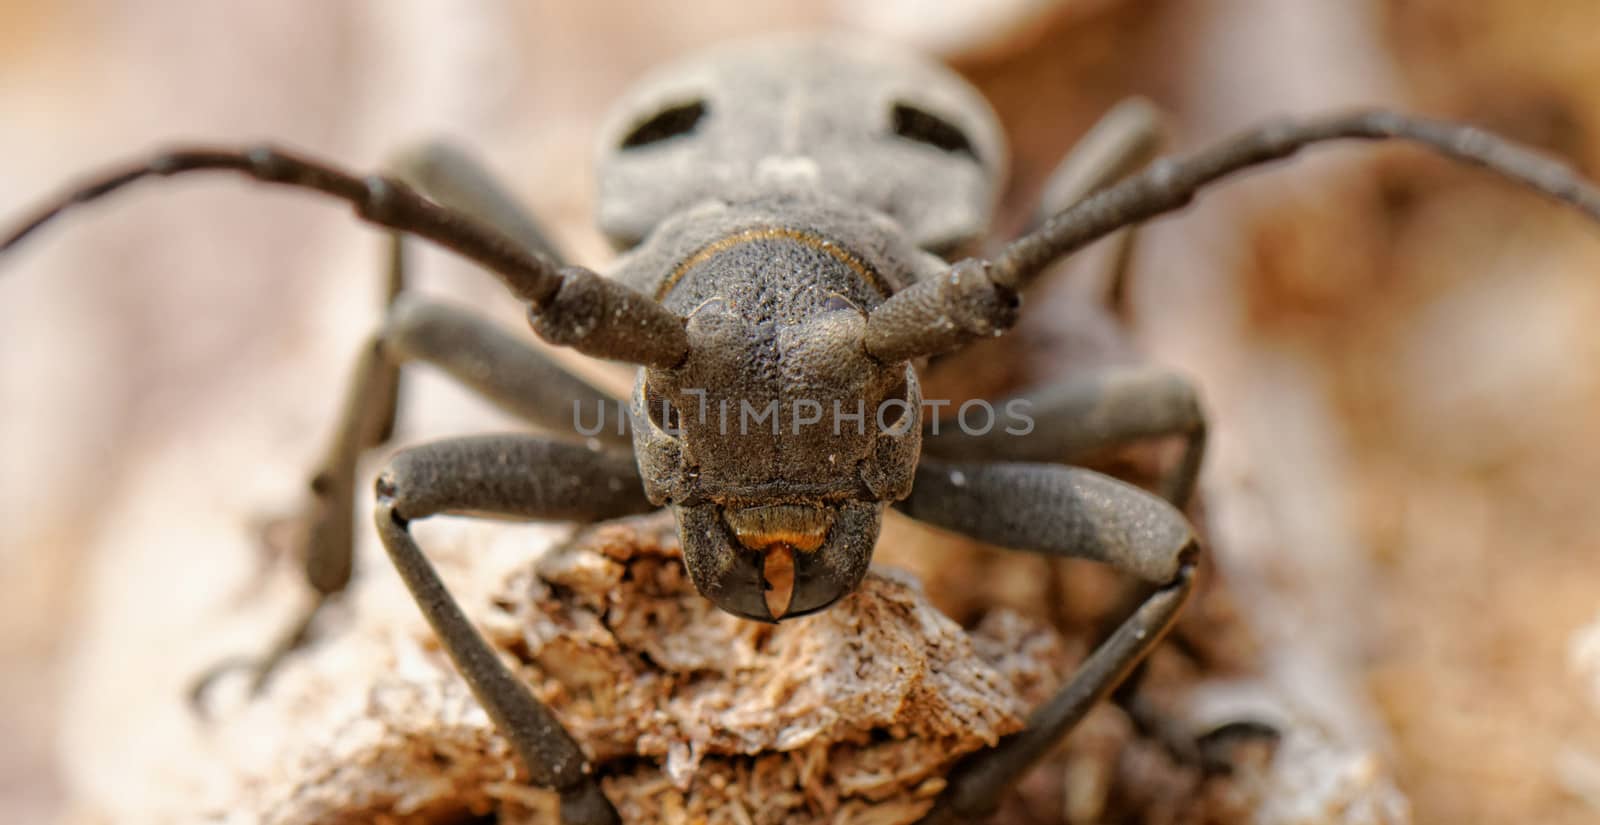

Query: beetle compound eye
<box><xmin>620</xmin><ymin>100</ymin><xmax>708</xmax><ymax>149</ymax></box>
<box><xmin>879</xmin><ymin>374</ymin><xmax>914</xmax><ymax>435</ymax></box>
<box><xmin>822</xmin><ymin>293</ymin><xmax>864</xmax><ymax>315</ymax></box>
<box><xmin>891</xmin><ymin>102</ymin><xmax>978</xmax><ymax>161</ymax></box>
<box><xmin>646</xmin><ymin>386</ymin><xmax>683</xmax><ymax>434</ymax></box>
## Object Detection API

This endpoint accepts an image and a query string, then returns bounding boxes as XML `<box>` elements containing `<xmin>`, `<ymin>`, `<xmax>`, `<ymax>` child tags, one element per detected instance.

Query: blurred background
<box><xmin>3</xmin><ymin>1</ymin><xmax>1600</xmax><ymax>823</ymax></box>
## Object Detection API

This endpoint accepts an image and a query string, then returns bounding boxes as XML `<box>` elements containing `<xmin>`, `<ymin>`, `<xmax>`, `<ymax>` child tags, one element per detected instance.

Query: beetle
<box><xmin>5</xmin><ymin>32</ymin><xmax>1600</xmax><ymax>825</ymax></box>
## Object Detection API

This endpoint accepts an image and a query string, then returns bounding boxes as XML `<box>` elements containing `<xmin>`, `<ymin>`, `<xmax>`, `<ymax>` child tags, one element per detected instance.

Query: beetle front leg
<box><xmin>374</xmin><ymin>434</ymin><xmax>653</xmax><ymax>825</ymax></box>
<box><xmin>192</xmin><ymin>285</ymin><xmax>623</xmax><ymax>708</ymax></box>
<box><xmin>897</xmin><ymin>458</ymin><xmax>1198</xmax><ymax>824</ymax></box>
<box><xmin>190</xmin><ymin>139</ymin><xmax>626</xmax><ymax>706</ymax></box>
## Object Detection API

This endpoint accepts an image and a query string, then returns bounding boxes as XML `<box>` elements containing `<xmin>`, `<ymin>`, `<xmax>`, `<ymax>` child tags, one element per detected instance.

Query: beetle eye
<box><xmin>646</xmin><ymin>386</ymin><xmax>683</xmax><ymax>434</ymax></box>
<box><xmin>822</xmin><ymin>293</ymin><xmax>864</xmax><ymax>315</ymax></box>
<box><xmin>890</xmin><ymin>102</ymin><xmax>978</xmax><ymax>162</ymax></box>
<box><xmin>879</xmin><ymin>374</ymin><xmax>914</xmax><ymax>435</ymax></box>
<box><xmin>620</xmin><ymin>100</ymin><xmax>707</xmax><ymax>149</ymax></box>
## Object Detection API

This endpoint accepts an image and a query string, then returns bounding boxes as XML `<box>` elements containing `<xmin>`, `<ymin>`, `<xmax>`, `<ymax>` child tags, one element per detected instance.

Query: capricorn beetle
<box><xmin>6</xmin><ymin>32</ymin><xmax>1600</xmax><ymax>825</ymax></box>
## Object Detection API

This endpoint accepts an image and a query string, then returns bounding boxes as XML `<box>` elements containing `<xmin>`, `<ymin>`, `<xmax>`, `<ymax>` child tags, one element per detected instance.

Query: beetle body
<box><xmin>9</xmin><ymin>28</ymin><xmax>1599</xmax><ymax>824</ymax></box>
<box><xmin>594</xmin><ymin>35</ymin><xmax>1007</xmax><ymax>620</ymax></box>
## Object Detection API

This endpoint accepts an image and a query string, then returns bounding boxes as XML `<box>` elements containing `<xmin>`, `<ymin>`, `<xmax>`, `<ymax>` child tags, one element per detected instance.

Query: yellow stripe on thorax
<box><xmin>654</xmin><ymin>226</ymin><xmax>889</xmax><ymax>301</ymax></box>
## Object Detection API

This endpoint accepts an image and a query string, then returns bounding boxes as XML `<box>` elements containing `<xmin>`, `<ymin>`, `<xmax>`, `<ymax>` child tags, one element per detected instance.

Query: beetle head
<box><xmin>629</xmin><ymin>297</ymin><xmax>919</xmax><ymax>621</ymax></box>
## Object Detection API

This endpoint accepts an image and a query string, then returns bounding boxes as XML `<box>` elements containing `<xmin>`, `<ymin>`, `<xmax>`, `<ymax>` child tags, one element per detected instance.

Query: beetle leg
<box><xmin>390</xmin><ymin>138</ymin><xmax>569</xmax><ymax>266</ymax></box>
<box><xmin>193</xmin><ymin>290</ymin><xmax>625</xmax><ymax>706</ymax></box>
<box><xmin>375</xmin><ymin>434</ymin><xmax>651</xmax><ymax>825</ymax></box>
<box><xmin>1026</xmin><ymin>98</ymin><xmax>1167</xmax><ymax>231</ymax></box>
<box><xmin>897</xmin><ymin>458</ymin><xmax>1198</xmax><ymax>824</ymax></box>
<box><xmin>922</xmin><ymin>364</ymin><xmax>1205</xmax><ymax>507</ymax></box>
<box><xmin>192</xmin><ymin>202</ymin><xmax>619</xmax><ymax>710</ymax></box>
<box><xmin>1023</xmin><ymin>98</ymin><xmax>1165</xmax><ymax>314</ymax></box>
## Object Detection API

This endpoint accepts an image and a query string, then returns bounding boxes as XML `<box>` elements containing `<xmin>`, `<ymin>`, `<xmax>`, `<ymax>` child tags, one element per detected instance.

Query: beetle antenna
<box><xmin>990</xmin><ymin>110</ymin><xmax>1600</xmax><ymax>290</ymax></box>
<box><xmin>0</xmin><ymin>144</ymin><xmax>688</xmax><ymax>368</ymax></box>
<box><xmin>2</xmin><ymin>145</ymin><xmax>568</xmax><ymax>304</ymax></box>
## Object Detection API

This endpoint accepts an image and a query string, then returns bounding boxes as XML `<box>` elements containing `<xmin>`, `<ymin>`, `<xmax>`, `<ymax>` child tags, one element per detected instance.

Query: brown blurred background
<box><xmin>3</xmin><ymin>1</ymin><xmax>1600</xmax><ymax>823</ymax></box>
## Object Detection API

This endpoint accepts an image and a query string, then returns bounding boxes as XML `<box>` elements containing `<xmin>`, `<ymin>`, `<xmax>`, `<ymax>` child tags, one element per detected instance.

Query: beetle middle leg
<box><xmin>897</xmin><ymin>458</ymin><xmax>1198</xmax><ymax>823</ymax></box>
<box><xmin>922</xmin><ymin>364</ymin><xmax>1205</xmax><ymax>507</ymax></box>
<box><xmin>375</xmin><ymin>434</ymin><xmax>653</xmax><ymax>825</ymax></box>
<box><xmin>192</xmin><ymin>141</ymin><xmax>622</xmax><ymax>703</ymax></box>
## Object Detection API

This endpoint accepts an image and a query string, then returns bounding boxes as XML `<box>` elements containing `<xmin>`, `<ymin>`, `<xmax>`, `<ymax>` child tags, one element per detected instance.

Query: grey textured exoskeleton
<box><xmin>8</xmin><ymin>32</ymin><xmax>1600</xmax><ymax>825</ymax></box>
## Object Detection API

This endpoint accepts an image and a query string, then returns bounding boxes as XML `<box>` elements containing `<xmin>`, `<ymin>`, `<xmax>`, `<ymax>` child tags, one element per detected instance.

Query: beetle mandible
<box><xmin>6</xmin><ymin>32</ymin><xmax>1600</xmax><ymax>825</ymax></box>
